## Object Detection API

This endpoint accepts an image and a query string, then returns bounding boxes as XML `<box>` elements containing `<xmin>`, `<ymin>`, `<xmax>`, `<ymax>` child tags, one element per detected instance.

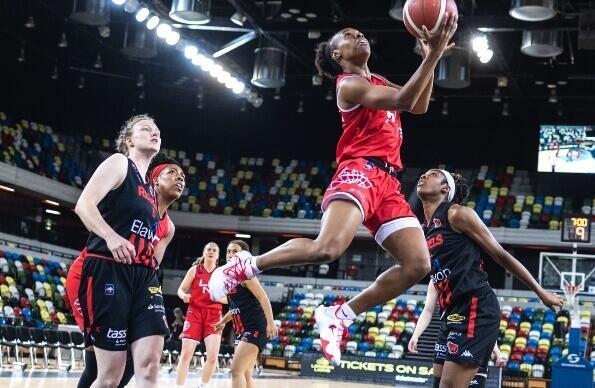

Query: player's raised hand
<box><xmin>420</xmin><ymin>12</ymin><xmax>458</xmax><ymax>57</ymax></box>
<box><xmin>539</xmin><ymin>290</ymin><xmax>564</xmax><ymax>313</ymax></box>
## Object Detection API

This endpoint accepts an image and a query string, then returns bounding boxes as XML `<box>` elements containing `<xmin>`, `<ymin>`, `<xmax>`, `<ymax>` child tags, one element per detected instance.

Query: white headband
<box><xmin>440</xmin><ymin>170</ymin><xmax>456</xmax><ymax>202</ymax></box>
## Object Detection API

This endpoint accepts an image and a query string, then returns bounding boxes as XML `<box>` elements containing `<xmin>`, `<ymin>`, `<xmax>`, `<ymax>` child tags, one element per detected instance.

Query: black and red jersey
<box><xmin>86</xmin><ymin>158</ymin><xmax>160</xmax><ymax>269</ymax></box>
<box><xmin>228</xmin><ymin>283</ymin><xmax>266</xmax><ymax>334</ymax></box>
<box><xmin>423</xmin><ymin>202</ymin><xmax>490</xmax><ymax>313</ymax></box>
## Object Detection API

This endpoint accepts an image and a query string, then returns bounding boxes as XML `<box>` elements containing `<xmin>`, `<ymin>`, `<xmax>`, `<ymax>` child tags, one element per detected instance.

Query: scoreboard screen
<box><xmin>561</xmin><ymin>216</ymin><xmax>591</xmax><ymax>243</ymax></box>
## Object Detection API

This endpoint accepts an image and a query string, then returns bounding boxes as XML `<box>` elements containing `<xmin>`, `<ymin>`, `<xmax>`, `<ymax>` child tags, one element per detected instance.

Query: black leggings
<box><xmin>77</xmin><ymin>350</ymin><xmax>135</xmax><ymax>388</ymax></box>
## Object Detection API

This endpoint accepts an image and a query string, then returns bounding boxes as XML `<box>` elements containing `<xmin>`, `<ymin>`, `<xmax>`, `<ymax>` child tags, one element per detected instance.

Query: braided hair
<box><xmin>148</xmin><ymin>153</ymin><xmax>182</xmax><ymax>178</ymax></box>
<box><xmin>314</xmin><ymin>35</ymin><xmax>343</xmax><ymax>79</ymax></box>
<box><xmin>447</xmin><ymin>173</ymin><xmax>470</xmax><ymax>204</ymax></box>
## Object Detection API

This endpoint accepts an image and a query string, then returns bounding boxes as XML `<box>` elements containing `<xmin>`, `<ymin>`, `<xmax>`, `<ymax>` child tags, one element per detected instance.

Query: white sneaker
<box><xmin>208</xmin><ymin>250</ymin><xmax>256</xmax><ymax>301</ymax></box>
<box><xmin>314</xmin><ymin>305</ymin><xmax>351</xmax><ymax>366</ymax></box>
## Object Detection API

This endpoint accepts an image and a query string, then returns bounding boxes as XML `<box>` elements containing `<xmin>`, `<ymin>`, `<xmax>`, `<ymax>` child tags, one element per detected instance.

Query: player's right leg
<box><xmin>209</xmin><ymin>199</ymin><xmax>362</xmax><ymax>300</ymax></box>
<box><xmin>175</xmin><ymin>339</ymin><xmax>198</xmax><ymax>386</ymax></box>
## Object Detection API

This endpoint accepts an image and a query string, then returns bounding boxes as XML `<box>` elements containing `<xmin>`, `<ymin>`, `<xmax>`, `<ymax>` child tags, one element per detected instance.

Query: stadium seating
<box><xmin>263</xmin><ymin>292</ymin><xmax>423</xmax><ymax>360</ymax></box>
<box><xmin>0</xmin><ymin>248</ymin><xmax>73</xmax><ymax>328</ymax></box>
<box><xmin>1</xmin><ymin>111</ymin><xmax>594</xmax><ymax>225</ymax></box>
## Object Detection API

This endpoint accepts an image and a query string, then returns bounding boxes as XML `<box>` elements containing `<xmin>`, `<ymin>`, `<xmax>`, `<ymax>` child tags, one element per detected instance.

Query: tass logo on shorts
<box><xmin>106</xmin><ymin>328</ymin><xmax>127</xmax><ymax>340</ymax></box>
<box><xmin>105</xmin><ymin>284</ymin><xmax>115</xmax><ymax>296</ymax></box>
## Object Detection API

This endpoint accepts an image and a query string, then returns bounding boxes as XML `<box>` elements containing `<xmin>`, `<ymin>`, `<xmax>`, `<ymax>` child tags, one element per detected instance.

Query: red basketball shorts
<box><xmin>181</xmin><ymin>307</ymin><xmax>223</xmax><ymax>342</ymax></box>
<box><xmin>65</xmin><ymin>254</ymin><xmax>85</xmax><ymax>331</ymax></box>
<box><xmin>322</xmin><ymin>157</ymin><xmax>420</xmax><ymax>246</ymax></box>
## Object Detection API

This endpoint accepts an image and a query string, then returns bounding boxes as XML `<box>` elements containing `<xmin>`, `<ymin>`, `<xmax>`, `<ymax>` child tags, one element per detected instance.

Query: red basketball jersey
<box><xmin>151</xmin><ymin>212</ymin><xmax>171</xmax><ymax>250</ymax></box>
<box><xmin>189</xmin><ymin>264</ymin><xmax>222</xmax><ymax>311</ymax></box>
<box><xmin>335</xmin><ymin>73</ymin><xmax>404</xmax><ymax>170</ymax></box>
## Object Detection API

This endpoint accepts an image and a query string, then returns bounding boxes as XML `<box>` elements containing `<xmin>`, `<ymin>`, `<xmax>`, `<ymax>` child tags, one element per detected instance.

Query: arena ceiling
<box><xmin>1</xmin><ymin>1</ymin><xmax>595</xmax><ymax>166</ymax></box>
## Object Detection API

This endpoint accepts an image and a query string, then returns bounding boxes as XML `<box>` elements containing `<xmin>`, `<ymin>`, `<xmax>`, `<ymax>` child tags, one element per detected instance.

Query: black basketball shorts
<box><xmin>235</xmin><ymin>327</ymin><xmax>268</xmax><ymax>352</ymax></box>
<box><xmin>79</xmin><ymin>256</ymin><xmax>170</xmax><ymax>351</ymax></box>
<box><xmin>433</xmin><ymin>287</ymin><xmax>500</xmax><ymax>369</ymax></box>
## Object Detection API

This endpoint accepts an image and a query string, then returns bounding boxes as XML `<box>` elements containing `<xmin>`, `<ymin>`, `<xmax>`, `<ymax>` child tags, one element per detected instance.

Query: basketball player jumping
<box><xmin>75</xmin><ymin>115</ymin><xmax>168</xmax><ymax>388</ymax></box>
<box><xmin>209</xmin><ymin>14</ymin><xmax>458</xmax><ymax>365</ymax></box>
<box><xmin>175</xmin><ymin>242</ymin><xmax>223</xmax><ymax>388</ymax></box>
<box><xmin>66</xmin><ymin>153</ymin><xmax>184</xmax><ymax>388</ymax></box>
<box><xmin>414</xmin><ymin>169</ymin><xmax>563</xmax><ymax>388</ymax></box>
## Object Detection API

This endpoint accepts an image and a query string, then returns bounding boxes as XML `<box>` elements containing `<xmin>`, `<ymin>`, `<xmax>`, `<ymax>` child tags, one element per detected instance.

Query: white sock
<box><xmin>250</xmin><ymin>256</ymin><xmax>262</xmax><ymax>274</ymax></box>
<box><xmin>335</xmin><ymin>303</ymin><xmax>357</xmax><ymax>320</ymax></box>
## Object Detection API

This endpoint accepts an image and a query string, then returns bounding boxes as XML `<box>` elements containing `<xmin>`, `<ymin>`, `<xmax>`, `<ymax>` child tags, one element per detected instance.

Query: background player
<box><xmin>75</xmin><ymin>115</ymin><xmax>168</xmax><ymax>388</ymax></box>
<box><xmin>210</xmin><ymin>15</ymin><xmax>457</xmax><ymax>365</ymax></box>
<box><xmin>66</xmin><ymin>152</ymin><xmax>184</xmax><ymax>388</ymax></box>
<box><xmin>415</xmin><ymin>169</ymin><xmax>563</xmax><ymax>388</ymax></box>
<box><xmin>175</xmin><ymin>242</ymin><xmax>223</xmax><ymax>388</ymax></box>
<box><xmin>213</xmin><ymin>240</ymin><xmax>277</xmax><ymax>388</ymax></box>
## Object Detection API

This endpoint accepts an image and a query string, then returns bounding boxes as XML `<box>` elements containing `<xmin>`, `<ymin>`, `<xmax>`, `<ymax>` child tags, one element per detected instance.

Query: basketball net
<box><xmin>562</xmin><ymin>283</ymin><xmax>580</xmax><ymax>328</ymax></box>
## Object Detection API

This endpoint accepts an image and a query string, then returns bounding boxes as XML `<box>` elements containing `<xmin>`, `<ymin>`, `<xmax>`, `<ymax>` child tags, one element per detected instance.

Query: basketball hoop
<box><xmin>562</xmin><ymin>283</ymin><xmax>580</xmax><ymax>313</ymax></box>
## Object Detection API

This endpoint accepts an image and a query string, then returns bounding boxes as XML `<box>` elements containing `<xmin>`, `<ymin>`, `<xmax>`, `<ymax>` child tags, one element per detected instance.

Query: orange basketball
<box><xmin>403</xmin><ymin>0</ymin><xmax>458</xmax><ymax>39</ymax></box>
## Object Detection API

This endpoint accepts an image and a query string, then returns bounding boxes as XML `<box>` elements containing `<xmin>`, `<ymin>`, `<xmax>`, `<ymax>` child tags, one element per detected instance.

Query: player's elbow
<box><xmin>409</xmin><ymin>104</ymin><xmax>428</xmax><ymax>114</ymax></box>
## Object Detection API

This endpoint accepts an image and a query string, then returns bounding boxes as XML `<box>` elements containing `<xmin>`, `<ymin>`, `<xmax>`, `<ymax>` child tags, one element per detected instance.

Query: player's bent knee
<box><xmin>313</xmin><ymin>242</ymin><xmax>343</xmax><ymax>264</ymax></box>
<box><xmin>230</xmin><ymin>365</ymin><xmax>245</xmax><ymax>378</ymax></box>
<box><xmin>136</xmin><ymin>359</ymin><xmax>161</xmax><ymax>382</ymax></box>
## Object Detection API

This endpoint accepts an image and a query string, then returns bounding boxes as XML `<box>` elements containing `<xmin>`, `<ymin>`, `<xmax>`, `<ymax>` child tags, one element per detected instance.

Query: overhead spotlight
<box><xmin>305</xmin><ymin>13</ymin><xmax>317</xmax><ymax>18</ymax></box>
<box><xmin>510</xmin><ymin>0</ymin><xmax>556</xmax><ymax>22</ymax></box>
<box><xmin>224</xmin><ymin>77</ymin><xmax>237</xmax><ymax>89</ymax></box>
<box><xmin>325</xmin><ymin>88</ymin><xmax>334</xmax><ymax>101</ymax></box>
<box><xmin>184</xmin><ymin>44</ymin><xmax>198</xmax><ymax>59</ymax></box>
<box><xmin>192</xmin><ymin>54</ymin><xmax>207</xmax><ymax>66</ymax></box>
<box><xmin>546</xmin><ymin>82</ymin><xmax>556</xmax><ymax>89</ymax></box>
<box><xmin>94</xmin><ymin>54</ymin><xmax>103</xmax><ymax>69</ymax></box>
<box><xmin>479</xmin><ymin>49</ymin><xmax>493</xmax><ymax>63</ymax></box>
<box><xmin>199</xmin><ymin>57</ymin><xmax>214</xmax><ymax>71</ymax></box>
<box><xmin>308</xmin><ymin>31</ymin><xmax>321</xmax><ymax>39</ymax></box>
<box><xmin>51</xmin><ymin>64</ymin><xmax>59</xmax><ymax>80</ymax></box>
<box><xmin>78</xmin><ymin>76</ymin><xmax>86</xmax><ymax>89</ymax></box>
<box><xmin>296</xmin><ymin>17</ymin><xmax>308</xmax><ymax>23</ymax></box>
<box><xmin>136</xmin><ymin>7</ymin><xmax>150</xmax><ymax>22</ymax></box>
<box><xmin>58</xmin><ymin>32</ymin><xmax>68</xmax><ymax>48</ymax></box>
<box><xmin>297</xmin><ymin>99</ymin><xmax>304</xmax><ymax>113</ymax></box>
<box><xmin>502</xmin><ymin>102</ymin><xmax>510</xmax><ymax>117</ymax></box>
<box><xmin>497</xmin><ymin>77</ymin><xmax>508</xmax><ymax>88</ymax></box>
<box><xmin>98</xmin><ymin>25</ymin><xmax>110</xmax><ymax>38</ymax></box>
<box><xmin>71</xmin><ymin>0</ymin><xmax>110</xmax><ymax>25</ymax></box>
<box><xmin>230</xmin><ymin>11</ymin><xmax>246</xmax><ymax>26</ymax></box>
<box><xmin>232</xmin><ymin>82</ymin><xmax>245</xmax><ymax>95</ymax></box>
<box><xmin>521</xmin><ymin>30</ymin><xmax>563</xmax><ymax>58</ymax></box>
<box><xmin>441</xmin><ymin>100</ymin><xmax>448</xmax><ymax>116</ymax></box>
<box><xmin>472</xmin><ymin>35</ymin><xmax>489</xmax><ymax>52</ymax></box>
<box><xmin>273</xmin><ymin>88</ymin><xmax>281</xmax><ymax>100</ymax></box>
<box><xmin>556</xmin><ymin>104</ymin><xmax>563</xmax><ymax>117</ymax></box>
<box><xmin>156</xmin><ymin>23</ymin><xmax>172</xmax><ymax>39</ymax></box>
<box><xmin>312</xmin><ymin>74</ymin><xmax>323</xmax><ymax>86</ymax></box>
<box><xmin>112</xmin><ymin>0</ymin><xmax>126</xmax><ymax>5</ymax></box>
<box><xmin>138</xmin><ymin>90</ymin><xmax>146</xmax><ymax>100</ymax></box>
<box><xmin>534</xmin><ymin>80</ymin><xmax>544</xmax><ymax>85</ymax></box>
<box><xmin>548</xmin><ymin>88</ymin><xmax>558</xmax><ymax>103</ymax></box>
<box><xmin>208</xmin><ymin>63</ymin><xmax>224</xmax><ymax>78</ymax></box>
<box><xmin>17</xmin><ymin>46</ymin><xmax>25</xmax><ymax>62</ymax></box>
<box><xmin>124</xmin><ymin>0</ymin><xmax>140</xmax><ymax>13</ymax></box>
<box><xmin>217</xmin><ymin>71</ymin><xmax>232</xmax><ymax>84</ymax></box>
<box><xmin>166</xmin><ymin>30</ymin><xmax>180</xmax><ymax>45</ymax></box>
<box><xmin>288</xmin><ymin>8</ymin><xmax>300</xmax><ymax>14</ymax></box>
<box><xmin>136</xmin><ymin>73</ymin><xmax>144</xmax><ymax>87</ymax></box>
<box><xmin>389</xmin><ymin>0</ymin><xmax>405</xmax><ymax>21</ymax></box>
<box><xmin>492</xmin><ymin>88</ymin><xmax>502</xmax><ymax>103</ymax></box>
<box><xmin>252</xmin><ymin>96</ymin><xmax>263</xmax><ymax>108</ymax></box>
<box><xmin>146</xmin><ymin>16</ymin><xmax>160</xmax><ymax>30</ymax></box>
<box><xmin>24</xmin><ymin>16</ymin><xmax>35</xmax><ymax>29</ymax></box>
<box><xmin>169</xmin><ymin>0</ymin><xmax>211</xmax><ymax>25</ymax></box>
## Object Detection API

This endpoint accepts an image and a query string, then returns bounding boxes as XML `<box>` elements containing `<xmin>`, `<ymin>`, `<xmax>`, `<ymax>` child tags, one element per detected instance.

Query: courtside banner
<box><xmin>300</xmin><ymin>352</ymin><xmax>434</xmax><ymax>386</ymax></box>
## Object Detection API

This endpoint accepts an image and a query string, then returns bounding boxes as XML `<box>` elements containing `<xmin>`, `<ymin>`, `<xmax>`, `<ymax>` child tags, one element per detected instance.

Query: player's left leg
<box><xmin>439</xmin><ymin>361</ymin><xmax>479</xmax><ymax>388</ymax></box>
<box><xmin>130</xmin><ymin>335</ymin><xmax>164</xmax><ymax>388</ymax></box>
<box><xmin>230</xmin><ymin>341</ymin><xmax>259</xmax><ymax>388</ymax></box>
<box><xmin>201</xmin><ymin>333</ymin><xmax>222</xmax><ymax>385</ymax></box>
<box><xmin>347</xmin><ymin>225</ymin><xmax>430</xmax><ymax>314</ymax></box>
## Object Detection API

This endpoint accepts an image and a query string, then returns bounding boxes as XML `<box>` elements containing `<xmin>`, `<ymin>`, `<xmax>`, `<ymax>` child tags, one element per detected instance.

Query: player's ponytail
<box><xmin>315</xmin><ymin>39</ymin><xmax>343</xmax><ymax>79</ymax></box>
<box><xmin>451</xmin><ymin>173</ymin><xmax>469</xmax><ymax>205</ymax></box>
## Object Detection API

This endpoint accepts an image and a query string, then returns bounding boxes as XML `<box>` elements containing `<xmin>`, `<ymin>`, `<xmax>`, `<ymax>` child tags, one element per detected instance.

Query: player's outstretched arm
<box><xmin>408</xmin><ymin>282</ymin><xmax>438</xmax><ymax>353</ymax></box>
<box><xmin>177</xmin><ymin>265</ymin><xmax>196</xmax><ymax>303</ymax></box>
<box><xmin>448</xmin><ymin>205</ymin><xmax>564</xmax><ymax>312</ymax></box>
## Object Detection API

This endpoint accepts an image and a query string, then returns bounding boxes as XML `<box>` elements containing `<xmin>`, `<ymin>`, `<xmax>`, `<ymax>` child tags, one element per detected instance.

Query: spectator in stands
<box><xmin>413</xmin><ymin>169</ymin><xmax>563</xmax><ymax>388</ymax></box>
<box><xmin>165</xmin><ymin>307</ymin><xmax>185</xmax><ymax>353</ymax></box>
<box><xmin>74</xmin><ymin>114</ymin><xmax>168</xmax><ymax>388</ymax></box>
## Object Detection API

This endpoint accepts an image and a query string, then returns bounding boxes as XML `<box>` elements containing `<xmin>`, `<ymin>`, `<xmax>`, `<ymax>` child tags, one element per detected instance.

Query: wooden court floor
<box><xmin>0</xmin><ymin>370</ymin><xmax>394</xmax><ymax>388</ymax></box>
